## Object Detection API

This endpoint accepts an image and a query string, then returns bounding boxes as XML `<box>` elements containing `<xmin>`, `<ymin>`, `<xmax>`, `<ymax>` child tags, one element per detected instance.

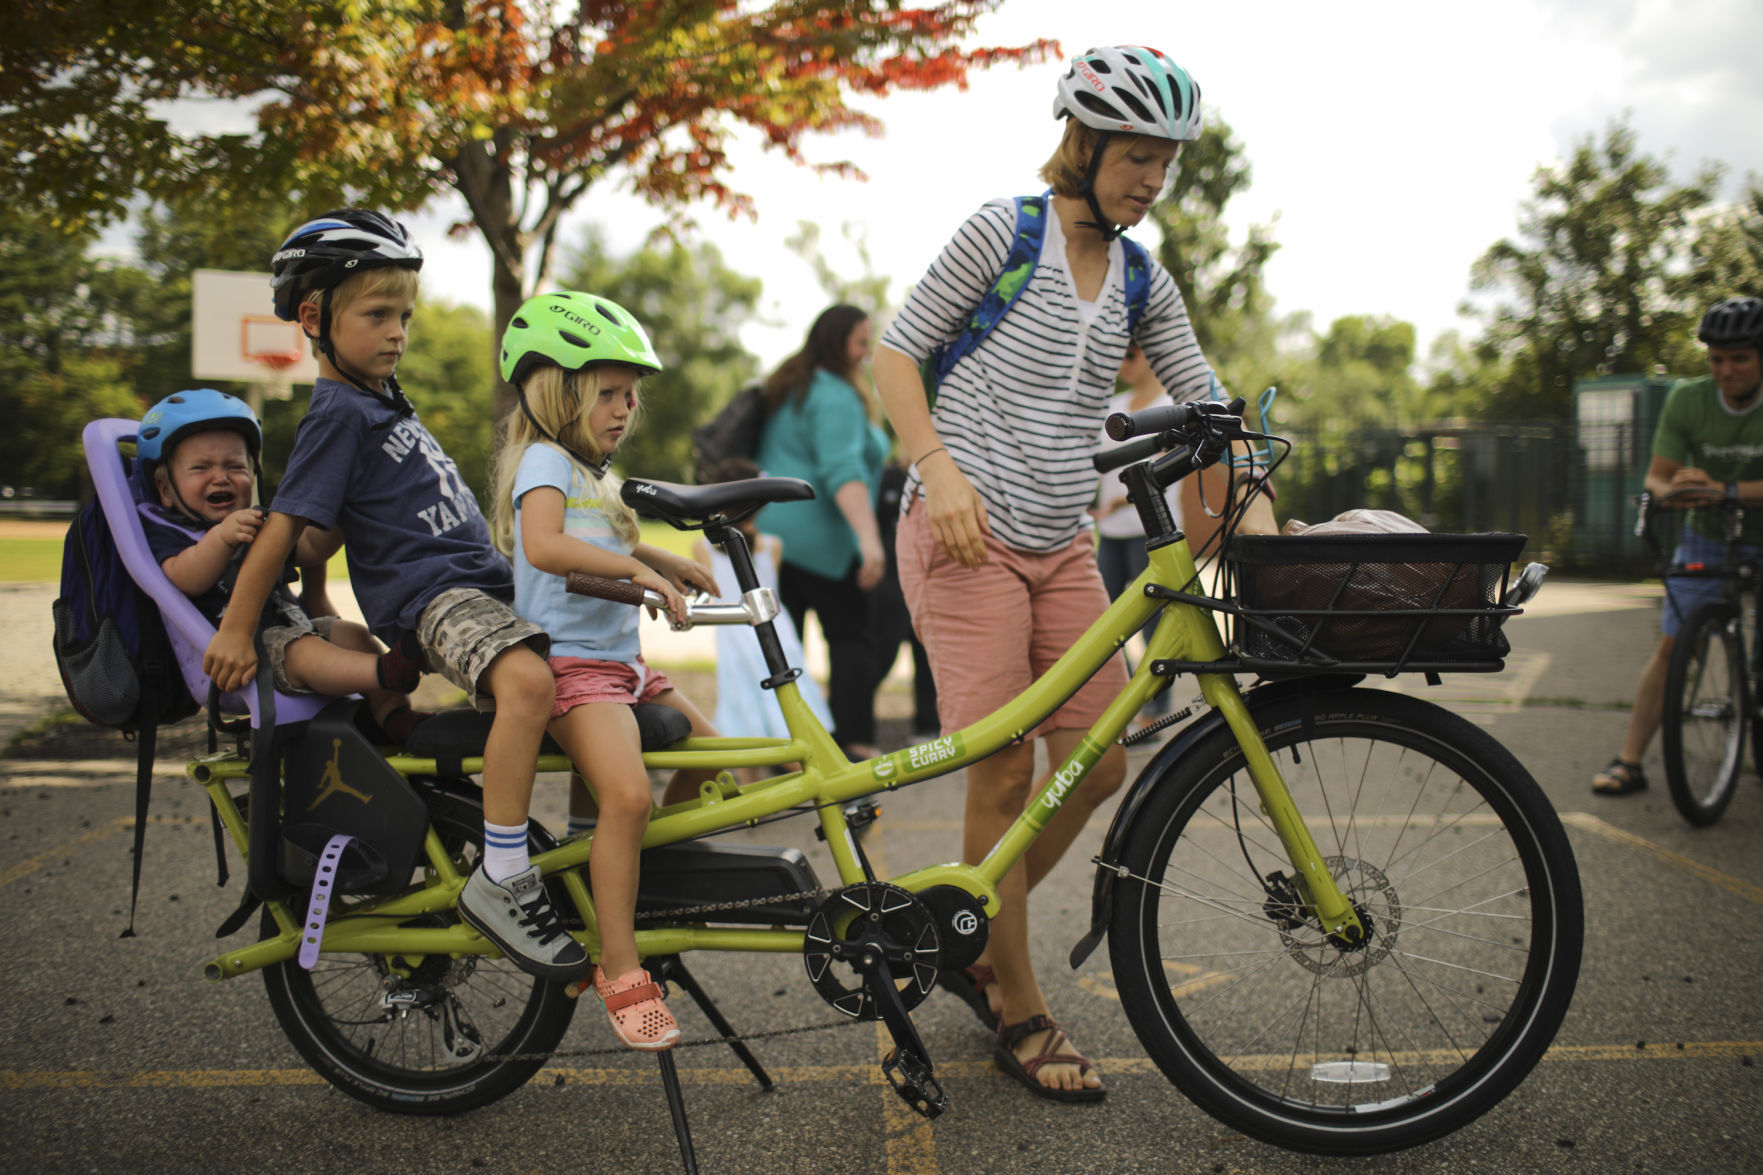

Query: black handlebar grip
<box><xmin>1093</xmin><ymin>434</ymin><xmax>1165</xmax><ymax>473</ymax></box>
<box><xmin>566</xmin><ymin>572</ymin><xmax>647</xmax><ymax>606</ymax></box>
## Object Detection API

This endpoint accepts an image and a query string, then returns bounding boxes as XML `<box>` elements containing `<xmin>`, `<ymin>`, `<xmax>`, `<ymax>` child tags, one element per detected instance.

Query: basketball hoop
<box><xmin>251</xmin><ymin>351</ymin><xmax>302</xmax><ymax>373</ymax></box>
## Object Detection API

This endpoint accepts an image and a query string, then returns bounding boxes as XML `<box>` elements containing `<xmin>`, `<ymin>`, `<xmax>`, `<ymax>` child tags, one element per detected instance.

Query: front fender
<box><xmin>1067</xmin><ymin>673</ymin><xmax>1362</xmax><ymax>969</ymax></box>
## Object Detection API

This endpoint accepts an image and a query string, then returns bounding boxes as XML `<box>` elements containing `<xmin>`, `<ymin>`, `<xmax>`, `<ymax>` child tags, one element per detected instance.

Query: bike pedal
<box><xmin>882</xmin><ymin>1045</ymin><xmax>947</xmax><ymax>1118</ymax></box>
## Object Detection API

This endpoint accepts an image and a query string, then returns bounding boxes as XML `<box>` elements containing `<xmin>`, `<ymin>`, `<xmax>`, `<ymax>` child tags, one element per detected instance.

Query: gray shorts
<box><xmin>416</xmin><ymin>587</ymin><xmax>550</xmax><ymax>711</ymax></box>
<box><xmin>258</xmin><ymin>592</ymin><xmax>339</xmax><ymax>695</ymax></box>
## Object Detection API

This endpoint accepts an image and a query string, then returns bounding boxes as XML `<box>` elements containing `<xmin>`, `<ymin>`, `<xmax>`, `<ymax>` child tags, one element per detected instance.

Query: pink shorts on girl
<box><xmin>549</xmin><ymin>655</ymin><xmax>675</xmax><ymax>718</ymax></box>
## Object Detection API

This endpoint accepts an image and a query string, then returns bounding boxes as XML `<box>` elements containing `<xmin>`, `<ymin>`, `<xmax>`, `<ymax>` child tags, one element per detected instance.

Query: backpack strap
<box><xmin>931</xmin><ymin>194</ymin><xmax>1051</xmax><ymax>386</ymax></box>
<box><xmin>118</xmin><ymin>719</ymin><xmax>156</xmax><ymax>939</ymax></box>
<box><xmin>932</xmin><ymin>194</ymin><xmax>1155</xmax><ymax>384</ymax></box>
<box><xmin>1122</xmin><ymin>236</ymin><xmax>1152</xmax><ymax>335</ymax></box>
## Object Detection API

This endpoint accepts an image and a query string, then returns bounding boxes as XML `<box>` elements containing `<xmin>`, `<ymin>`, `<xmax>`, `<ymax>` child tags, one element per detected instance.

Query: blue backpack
<box><xmin>52</xmin><ymin>496</ymin><xmax>198</xmax><ymax>732</ymax></box>
<box><xmin>928</xmin><ymin>192</ymin><xmax>1153</xmax><ymax>388</ymax></box>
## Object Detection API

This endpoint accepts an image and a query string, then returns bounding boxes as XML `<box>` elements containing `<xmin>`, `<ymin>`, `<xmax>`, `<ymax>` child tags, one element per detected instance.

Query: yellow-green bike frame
<box><xmin>196</xmin><ymin>529</ymin><xmax>1361</xmax><ymax>983</ymax></box>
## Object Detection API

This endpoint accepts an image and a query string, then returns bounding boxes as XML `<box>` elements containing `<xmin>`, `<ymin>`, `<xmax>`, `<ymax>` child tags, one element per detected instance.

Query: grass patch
<box><xmin>0</xmin><ymin>538</ymin><xmax>63</xmax><ymax>582</ymax></box>
<box><xmin>4</xmin><ymin>707</ymin><xmax>86</xmax><ymax>755</ymax></box>
<box><xmin>0</xmin><ymin>522</ymin><xmax>695</xmax><ymax>585</ymax></box>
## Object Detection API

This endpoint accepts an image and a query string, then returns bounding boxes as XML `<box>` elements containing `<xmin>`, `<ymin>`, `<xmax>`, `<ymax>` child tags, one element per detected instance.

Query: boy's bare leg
<box><xmin>476</xmin><ymin>645</ymin><xmax>555</xmax><ymax>826</ymax></box>
<box><xmin>279</xmin><ymin>622</ymin><xmax>418</xmax><ymax>729</ymax></box>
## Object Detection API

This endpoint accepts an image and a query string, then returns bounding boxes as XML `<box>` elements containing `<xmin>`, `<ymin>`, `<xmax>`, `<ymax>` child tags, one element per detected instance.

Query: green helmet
<box><xmin>499</xmin><ymin>291</ymin><xmax>662</xmax><ymax>387</ymax></box>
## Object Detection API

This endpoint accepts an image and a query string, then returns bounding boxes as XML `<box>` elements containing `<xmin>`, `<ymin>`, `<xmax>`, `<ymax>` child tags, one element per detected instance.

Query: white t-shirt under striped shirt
<box><xmin>880</xmin><ymin>197</ymin><xmax>1224</xmax><ymax>552</ymax></box>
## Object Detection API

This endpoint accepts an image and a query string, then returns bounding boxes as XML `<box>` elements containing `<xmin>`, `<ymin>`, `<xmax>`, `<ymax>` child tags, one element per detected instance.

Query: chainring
<box><xmin>802</xmin><ymin>882</ymin><xmax>942</xmax><ymax>1020</ymax></box>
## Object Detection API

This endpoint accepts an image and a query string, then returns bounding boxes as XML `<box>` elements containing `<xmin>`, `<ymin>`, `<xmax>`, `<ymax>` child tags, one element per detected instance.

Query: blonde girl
<box><xmin>491</xmin><ymin>291</ymin><xmax>720</xmax><ymax>1051</ymax></box>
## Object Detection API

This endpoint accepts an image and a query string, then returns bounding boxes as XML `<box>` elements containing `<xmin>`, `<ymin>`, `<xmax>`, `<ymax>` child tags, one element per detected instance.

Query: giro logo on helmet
<box><xmin>1075</xmin><ymin>62</ymin><xmax>1107</xmax><ymax>92</ymax></box>
<box><xmin>547</xmin><ymin>306</ymin><xmax>604</xmax><ymax>335</ymax></box>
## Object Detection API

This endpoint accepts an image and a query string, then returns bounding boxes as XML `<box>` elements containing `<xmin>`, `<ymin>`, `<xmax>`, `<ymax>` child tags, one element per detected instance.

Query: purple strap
<box><xmin>298</xmin><ymin>833</ymin><xmax>356</xmax><ymax>970</ymax></box>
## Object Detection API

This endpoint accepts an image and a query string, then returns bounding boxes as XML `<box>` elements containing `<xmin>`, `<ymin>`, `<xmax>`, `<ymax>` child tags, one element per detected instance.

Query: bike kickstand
<box><xmin>654</xmin><ymin>954</ymin><xmax>774</xmax><ymax>1091</ymax></box>
<box><xmin>656</xmin><ymin>1049</ymin><xmax>699</xmax><ymax>1175</ymax></box>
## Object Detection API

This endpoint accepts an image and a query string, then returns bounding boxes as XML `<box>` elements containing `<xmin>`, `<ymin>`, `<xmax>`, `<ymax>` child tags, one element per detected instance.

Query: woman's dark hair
<box><xmin>763</xmin><ymin>303</ymin><xmax>868</xmax><ymax>413</ymax></box>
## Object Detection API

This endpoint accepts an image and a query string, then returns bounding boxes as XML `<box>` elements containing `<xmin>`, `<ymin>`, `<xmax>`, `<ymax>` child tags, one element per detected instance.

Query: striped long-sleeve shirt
<box><xmin>880</xmin><ymin>197</ymin><xmax>1223</xmax><ymax>552</ymax></box>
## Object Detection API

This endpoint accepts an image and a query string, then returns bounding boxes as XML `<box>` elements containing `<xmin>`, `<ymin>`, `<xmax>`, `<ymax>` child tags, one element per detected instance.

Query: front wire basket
<box><xmin>1212</xmin><ymin>532</ymin><xmax>1529</xmax><ymax>676</ymax></box>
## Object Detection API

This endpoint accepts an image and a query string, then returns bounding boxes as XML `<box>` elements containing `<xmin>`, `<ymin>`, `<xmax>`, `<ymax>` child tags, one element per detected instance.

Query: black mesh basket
<box><xmin>1226</xmin><ymin>533</ymin><xmax>1527</xmax><ymax>670</ymax></box>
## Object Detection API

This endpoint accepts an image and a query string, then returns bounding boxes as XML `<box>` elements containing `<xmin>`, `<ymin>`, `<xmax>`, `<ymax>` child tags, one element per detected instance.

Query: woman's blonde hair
<box><xmin>1039</xmin><ymin>124</ymin><xmax>1170</xmax><ymax>199</ymax></box>
<box><xmin>301</xmin><ymin>267</ymin><xmax>421</xmax><ymax>356</ymax></box>
<box><xmin>491</xmin><ymin>364</ymin><xmax>643</xmax><ymax>555</ymax></box>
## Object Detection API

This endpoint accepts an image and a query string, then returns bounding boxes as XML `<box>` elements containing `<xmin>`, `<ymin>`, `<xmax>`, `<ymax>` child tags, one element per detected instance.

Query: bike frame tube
<box><xmin>202</xmin><ymin>528</ymin><xmax>1360</xmax><ymax>978</ymax></box>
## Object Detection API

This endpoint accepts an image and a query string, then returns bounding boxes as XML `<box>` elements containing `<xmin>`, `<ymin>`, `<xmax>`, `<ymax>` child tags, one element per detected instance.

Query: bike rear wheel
<box><xmin>1108</xmin><ymin>688</ymin><xmax>1582</xmax><ymax>1154</ymax></box>
<box><xmin>1662</xmin><ymin>601</ymin><xmax>1746</xmax><ymax>826</ymax></box>
<box><xmin>263</xmin><ymin>782</ymin><xmax>577</xmax><ymax>1114</ymax></box>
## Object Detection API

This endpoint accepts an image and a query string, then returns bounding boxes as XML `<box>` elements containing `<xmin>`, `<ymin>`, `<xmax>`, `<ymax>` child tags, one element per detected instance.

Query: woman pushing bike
<box><xmin>873</xmin><ymin>45</ymin><xmax>1274</xmax><ymax>1102</ymax></box>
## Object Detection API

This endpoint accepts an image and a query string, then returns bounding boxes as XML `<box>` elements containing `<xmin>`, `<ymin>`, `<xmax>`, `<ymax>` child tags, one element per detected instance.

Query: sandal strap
<box><xmin>998</xmin><ymin>1014</ymin><xmax>1095</xmax><ymax>1079</ymax></box>
<box><xmin>602</xmin><ymin>979</ymin><xmax>665</xmax><ymax>1013</ymax></box>
<box><xmin>997</xmin><ymin>1013</ymin><xmax>1058</xmax><ymax>1049</ymax></box>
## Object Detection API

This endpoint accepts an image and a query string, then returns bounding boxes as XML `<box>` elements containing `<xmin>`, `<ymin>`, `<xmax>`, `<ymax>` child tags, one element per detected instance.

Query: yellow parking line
<box><xmin>0</xmin><ymin>814</ymin><xmax>208</xmax><ymax>890</ymax></box>
<box><xmin>1561</xmin><ymin>812</ymin><xmax>1763</xmax><ymax>906</ymax></box>
<box><xmin>5</xmin><ymin>1040</ymin><xmax>1757</xmax><ymax>1094</ymax></box>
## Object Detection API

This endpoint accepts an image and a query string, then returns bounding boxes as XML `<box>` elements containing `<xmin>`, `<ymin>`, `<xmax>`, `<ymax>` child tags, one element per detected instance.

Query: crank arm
<box><xmin>862</xmin><ymin>953</ymin><xmax>947</xmax><ymax>1118</ymax></box>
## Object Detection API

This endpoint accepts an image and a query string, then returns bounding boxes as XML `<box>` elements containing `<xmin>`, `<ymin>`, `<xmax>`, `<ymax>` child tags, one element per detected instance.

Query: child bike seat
<box><xmin>82</xmin><ymin>418</ymin><xmax>325</xmax><ymax>730</ymax></box>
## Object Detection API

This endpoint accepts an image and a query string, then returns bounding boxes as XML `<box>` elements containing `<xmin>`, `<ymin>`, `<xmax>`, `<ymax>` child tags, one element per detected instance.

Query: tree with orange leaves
<box><xmin>6</xmin><ymin>1</ymin><xmax>1055</xmax><ymax>420</ymax></box>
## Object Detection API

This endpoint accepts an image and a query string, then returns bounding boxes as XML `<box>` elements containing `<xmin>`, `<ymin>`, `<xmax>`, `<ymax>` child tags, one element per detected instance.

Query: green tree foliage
<box><xmin>1467</xmin><ymin>120</ymin><xmax>1720</xmax><ymax>421</ymax></box>
<box><xmin>784</xmin><ymin>220</ymin><xmax>895</xmax><ymax>313</ymax></box>
<box><xmin>395</xmin><ymin>300</ymin><xmax>497</xmax><ymax>505</ymax></box>
<box><xmin>558</xmin><ymin>229</ymin><xmax>762</xmax><ymax>483</ymax></box>
<box><xmin>5</xmin><ymin>0</ymin><xmax>1053</xmax><ymax>428</ymax></box>
<box><xmin>1147</xmin><ymin>114</ymin><xmax>1286</xmax><ymax>405</ymax></box>
<box><xmin>1684</xmin><ymin>177</ymin><xmax>1763</xmax><ymax>314</ymax></box>
<box><xmin>0</xmin><ymin>211</ymin><xmax>148</xmax><ymax>496</ymax></box>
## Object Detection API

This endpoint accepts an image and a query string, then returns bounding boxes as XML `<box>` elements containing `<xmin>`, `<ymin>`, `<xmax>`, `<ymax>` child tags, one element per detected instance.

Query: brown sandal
<box><xmin>993</xmin><ymin>1013</ymin><xmax>1105</xmax><ymax>1103</ymax></box>
<box><xmin>1592</xmin><ymin>758</ymin><xmax>1647</xmax><ymax>796</ymax></box>
<box><xmin>939</xmin><ymin>964</ymin><xmax>1000</xmax><ymax>1031</ymax></box>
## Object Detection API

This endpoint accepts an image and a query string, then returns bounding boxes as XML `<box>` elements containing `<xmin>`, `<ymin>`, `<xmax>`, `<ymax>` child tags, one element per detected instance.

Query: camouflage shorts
<box><xmin>259</xmin><ymin>593</ymin><xmax>339</xmax><ymax>695</ymax></box>
<box><xmin>416</xmin><ymin>587</ymin><xmax>550</xmax><ymax>711</ymax></box>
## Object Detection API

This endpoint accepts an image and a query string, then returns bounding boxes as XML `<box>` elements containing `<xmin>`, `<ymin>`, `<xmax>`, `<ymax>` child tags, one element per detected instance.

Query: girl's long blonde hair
<box><xmin>491</xmin><ymin>363</ymin><xmax>644</xmax><ymax>556</ymax></box>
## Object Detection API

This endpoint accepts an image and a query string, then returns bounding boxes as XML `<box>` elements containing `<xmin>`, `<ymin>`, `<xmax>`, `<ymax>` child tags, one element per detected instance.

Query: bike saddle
<box><xmin>621</xmin><ymin>475</ymin><xmax>814</xmax><ymax>528</ymax></box>
<box><xmin>400</xmin><ymin>703</ymin><xmax>692</xmax><ymax>776</ymax></box>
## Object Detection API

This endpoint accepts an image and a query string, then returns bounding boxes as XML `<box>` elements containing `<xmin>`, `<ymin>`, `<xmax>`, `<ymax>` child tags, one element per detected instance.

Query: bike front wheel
<box><xmin>263</xmin><ymin>782</ymin><xmax>578</xmax><ymax>1114</ymax></box>
<box><xmin>1662</xmin><ymin>601</ymin><xmax>1747</xmax><ymax>825</ymax></box>
<box><xmin>1108</xmin><ymin>688</ymin><xmax>1582</xmax><ymax>1155</ymax></box>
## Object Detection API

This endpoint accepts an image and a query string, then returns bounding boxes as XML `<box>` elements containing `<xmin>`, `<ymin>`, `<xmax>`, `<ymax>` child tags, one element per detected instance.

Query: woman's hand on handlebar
<box><xmin>920</xmin><ymin>453</ymin><xmax>991</xmax><ymax>569</ymax></box>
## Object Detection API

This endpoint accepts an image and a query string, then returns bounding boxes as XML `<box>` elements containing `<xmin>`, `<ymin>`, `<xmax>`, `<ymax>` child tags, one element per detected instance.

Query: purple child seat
<box><xmin>82</xmin><ymin>417</ymin><xmax>329</xmax><ymax>729</ymax></box>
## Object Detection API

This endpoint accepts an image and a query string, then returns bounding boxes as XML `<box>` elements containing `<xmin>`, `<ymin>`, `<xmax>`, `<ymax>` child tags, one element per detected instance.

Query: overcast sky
<box><xmin>132</xmin><ymin>0</ymin><xmax>1763</xmax><ymax>376</ymax></box>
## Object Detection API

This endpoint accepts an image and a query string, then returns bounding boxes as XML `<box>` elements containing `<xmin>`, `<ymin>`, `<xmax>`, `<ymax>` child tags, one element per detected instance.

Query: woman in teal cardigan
<box><xmin>756</xmin><ymin>304</ymin><xmax>889</xmax><ymax>759</ymax></box>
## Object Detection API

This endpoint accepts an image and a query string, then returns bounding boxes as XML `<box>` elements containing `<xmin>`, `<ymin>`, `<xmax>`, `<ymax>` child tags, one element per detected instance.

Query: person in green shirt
<box><xmin>1595</xmin><ymin>296</ymin><xmax>1763</xmax><ymax>795</ymax></box>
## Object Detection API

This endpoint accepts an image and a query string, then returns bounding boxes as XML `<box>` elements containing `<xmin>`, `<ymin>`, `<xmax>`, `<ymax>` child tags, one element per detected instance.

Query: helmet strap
<box><xmin>313</xmin><ymin>287</ymin><xmax>416</xmax><ymax>423</ymax></box>
<box><xmin>1075</xmin><ymin>132</ymin><xmax>1127</xmax><ymax>242</ymax></box>
<box><xmin>516</xmin><ymin>387</ymin><xmax>613</xmax><ymax>477</ymax></box>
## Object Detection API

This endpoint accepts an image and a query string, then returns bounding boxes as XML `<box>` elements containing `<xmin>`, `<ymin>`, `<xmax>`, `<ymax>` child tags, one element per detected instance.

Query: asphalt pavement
<box><xmin>3</xmin><ymin>577</ymin><xmax>1760</xmax><ymax>1175</ymax></box>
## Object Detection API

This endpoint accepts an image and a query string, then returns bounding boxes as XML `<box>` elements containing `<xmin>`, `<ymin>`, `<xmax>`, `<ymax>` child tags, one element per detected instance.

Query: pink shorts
<box><xmin>549</xmin><ymin>656</ymin><xmax>675</xmax><ymax>718</ymax></box>
<box><xmin>896</xmin><ymin>504</ymin><xmax>1128</xmax><ymax>740</ymax></box>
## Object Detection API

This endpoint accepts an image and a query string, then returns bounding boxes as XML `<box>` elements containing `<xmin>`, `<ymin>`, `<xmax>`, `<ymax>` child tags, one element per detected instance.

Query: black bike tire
<box><xmin>1661</xmin><ymin>601</ymin><xmax>1746</xmax><ymax>826</ymax></box>
<box><xmin>1107</xmin><ymin>688</ymin><xmax>1582</xmax><ymax>1155</ymax></box>
<box><xmin>262</xmin><ymin>783</ymin><xmax>577</xmax><ymax>1114</ymax></box>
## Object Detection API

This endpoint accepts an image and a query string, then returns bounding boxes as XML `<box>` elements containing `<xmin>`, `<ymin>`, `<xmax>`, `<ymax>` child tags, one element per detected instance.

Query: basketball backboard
<box><xmin>191</xmin><ymin>268</ymin><xmax>318</xmax><ymax>392</ymax></box>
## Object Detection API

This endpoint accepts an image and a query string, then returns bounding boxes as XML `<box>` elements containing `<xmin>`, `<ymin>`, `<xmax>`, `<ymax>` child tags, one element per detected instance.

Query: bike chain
<box><xmin>482</xmin><ymin>885</ymin><xmax>853</xmax><ymax>1062</ymax></box>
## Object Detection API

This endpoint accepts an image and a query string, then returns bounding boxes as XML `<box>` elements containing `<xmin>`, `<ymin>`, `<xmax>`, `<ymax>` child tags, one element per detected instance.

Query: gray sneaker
<box><xmin>458</xmin><ymin>865</ymin><xmax>591</xmax><ymax>981</ymax></box>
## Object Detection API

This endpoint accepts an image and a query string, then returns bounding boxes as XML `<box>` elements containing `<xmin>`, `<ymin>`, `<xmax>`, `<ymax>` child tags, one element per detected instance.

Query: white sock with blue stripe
<box><xmin>482</xmin><ymin>820</ymin><xmax>530</xmax><ymax>883</ymax></box>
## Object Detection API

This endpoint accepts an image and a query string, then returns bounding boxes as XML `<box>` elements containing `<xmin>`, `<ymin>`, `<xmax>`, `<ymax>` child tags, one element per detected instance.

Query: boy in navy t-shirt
<box><xmin>202</xmin><ymin>210</ymin><xmax>585</xmax><ymax>983</ymax></box>
<box><xmin>138</xmin><ymin>388</ymin><xmax>422</xmax><ymax>736</ymax></box>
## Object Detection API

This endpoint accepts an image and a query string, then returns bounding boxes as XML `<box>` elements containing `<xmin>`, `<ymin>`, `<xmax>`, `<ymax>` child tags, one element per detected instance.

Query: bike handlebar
<box><xmin>565</xmin><ymin>570</ymin><xmax>782</xmax><ymax>630</ymax></box>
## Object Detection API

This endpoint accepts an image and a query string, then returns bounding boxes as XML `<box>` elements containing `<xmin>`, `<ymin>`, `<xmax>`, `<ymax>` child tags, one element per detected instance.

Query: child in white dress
<box><xmin>691</xmin><ymin>459</ymin><xmax>833</xmax><ymax>771</ymax></box>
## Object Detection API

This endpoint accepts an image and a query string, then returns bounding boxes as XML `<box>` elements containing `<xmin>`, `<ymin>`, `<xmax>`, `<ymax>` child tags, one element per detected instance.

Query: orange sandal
<box><xmin>593</xmin><ymin>966</ymin><xmax>681</xmax><ymax>1052</ymax></box>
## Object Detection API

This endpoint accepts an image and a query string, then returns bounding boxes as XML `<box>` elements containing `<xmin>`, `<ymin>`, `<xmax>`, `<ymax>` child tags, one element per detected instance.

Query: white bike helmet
<box><xmin>1053</xmin><ymin>46</ymin><xmax>1203</xmax><ymax>142</ymax></box>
